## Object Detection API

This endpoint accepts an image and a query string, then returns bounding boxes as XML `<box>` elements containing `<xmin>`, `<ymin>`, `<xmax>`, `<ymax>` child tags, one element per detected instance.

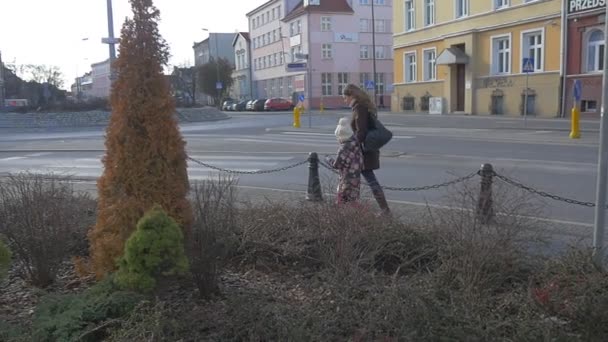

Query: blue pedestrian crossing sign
<box><xmin>522</xmin><ymin>58</ymin><xmax>534</xmax><ymax>73</ymax></box>
<box><xmin>298</xmin><ymin>93</ymin><xmax>305</xmax><ymax>102</ymax></box>
<box><xmin>364</xmin><ymin>80</ymin><xmax>375</xmax><ymax>90</ymax></box>
<box><xmin>573</xmin><ymin>79</ymin><xmax>582</xmax><ymax>102</ymax></box>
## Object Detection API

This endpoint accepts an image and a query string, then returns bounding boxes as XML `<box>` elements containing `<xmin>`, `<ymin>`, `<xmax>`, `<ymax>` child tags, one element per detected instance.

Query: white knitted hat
<box><xmin>334</xmin><ymin>117</ymin><xmax>353</xmax><ymax>142</ymax></box>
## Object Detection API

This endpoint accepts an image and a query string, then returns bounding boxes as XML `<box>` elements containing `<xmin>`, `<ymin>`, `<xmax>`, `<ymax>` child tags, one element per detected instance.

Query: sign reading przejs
<box><xmin>568</xmin><ymin>0</ymin><xmax>606</xmax><ymax>14</ymax></box>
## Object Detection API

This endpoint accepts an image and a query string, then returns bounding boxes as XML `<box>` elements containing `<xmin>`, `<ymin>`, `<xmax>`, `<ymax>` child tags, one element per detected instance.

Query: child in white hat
<box><xmin>325</xmin><ymin>117</ymin><xmax>363</xmax><ymax>204</ymax></box>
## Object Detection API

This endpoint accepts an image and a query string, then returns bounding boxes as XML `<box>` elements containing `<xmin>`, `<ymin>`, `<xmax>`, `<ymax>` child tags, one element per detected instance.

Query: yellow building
<box><xmin>392</xmin><ymin>0</ymin><xmax>562</xmax><ymax>117</ymax></box>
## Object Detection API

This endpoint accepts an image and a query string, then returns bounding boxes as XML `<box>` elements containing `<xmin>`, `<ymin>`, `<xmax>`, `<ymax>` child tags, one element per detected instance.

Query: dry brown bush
<box><xmin>187</xmin><ymin>175</ymin><xmax>240</xmax><ymax>298</ymax></box>
<box><xmin>0</xmin><ymin>173</ymin><xmax>96</xmax><ymax>287</ymax></box>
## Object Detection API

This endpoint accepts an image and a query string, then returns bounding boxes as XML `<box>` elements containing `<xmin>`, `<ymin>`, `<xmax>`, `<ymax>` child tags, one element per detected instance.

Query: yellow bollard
<box><xmin>320</xmin><ymin>98</ymin><xmax>324</xmax><ymax>113</ymax></box>
<box><xmin>293</xmin><ymin>106</ymin><xmax>301</xmax><ymax>128</ymax></box>
<box><xmin>570</xmin><ymin>105</ymin><xmax>581</xmax><ymax>139</ymax></box>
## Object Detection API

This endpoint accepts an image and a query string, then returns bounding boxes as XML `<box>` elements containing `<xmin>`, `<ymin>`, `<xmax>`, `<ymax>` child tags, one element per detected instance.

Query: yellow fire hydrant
<box><xmin>570</xmin><ymin>105</ymin><xmax>581</xmax><ymax>139</ymax></box>
<box><xmin>293</xmin><ymin>106</ymin><xmax>301</xmax><ymax>128</ymax></box>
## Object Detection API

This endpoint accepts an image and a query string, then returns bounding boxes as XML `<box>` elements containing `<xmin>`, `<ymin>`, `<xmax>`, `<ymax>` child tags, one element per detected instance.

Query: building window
<box><xmin>360</xmin><ymin>19</ymin><xmax>370</xmax><ymax>32</ymax></box>
<box><xmin>522</xmin><ymin>29</ymin><xmax>544</xmax><ymax>72</ymax></box>
<box><xmin>321</xmin><ymin>17</ymin><xmax>332</xmax><ymax>31</ymax></box>
<box><xmin>360</xmin><ymin>72</ymin><xmax>371</xmax><ymax>89</ymax></box>
<box><xmin>582</xmin><ymin>100</ymin><xmax>598</xmax><ymax>112</ymax></box>
<box><xmin>375</xmin><ymin>73</ymin><xmax>385</xmax><ymax>94</ymax></box>
<box><xmin>322</xmin><ymin>73</ymin><xmax>332</xmax><ymax>96</ymax></box>
<box><xmin>279</xmin><ymin>52</ymin><xmax>284</xmax><ymax>65</ymax></box>
<box><xmin>423</xmin><ymin>49</ymin><xmax>436</xmax><ymax>81</ymax></box>
<box><xmin>278</xmin><ymin>78</ymin><xmax>283</xmax><ymax>96</ymax></box>
<box><xmin>492</xmin><ymin>35</ymin><xmax>511</xmax><ymax>74</ymax></box>
<box><xmin>375</xmin><ymin>46</ymin><xmax>387</xmax><ymax>59</ymax></box>
<box><xmin>375</xmin><ymin>19</ymin><xmax>387</xmax><ymax>33</ymax></box>
<box><xmin>495</xmin><ymin>0</ymin><xmax>509</xmax><ymax>9</ymax></box>
<box><xmin>274</xmin><ymin>53</ymin><xmax>278</xmax><ymax>66</ymax></box>
<box><xmin>360</xmin><ymin>45</ymin><xmax>370</xmax><ymax>59</ymax></box>
<box><xmin>405</xmin><ymin>0</ymin><xmax>415</xmax><ymax>31</ymax></box>
<box><xmin>455</xmin><ymin>0</ymin><xmax>468</xmax><ymax>18</ymax></box>
<box><xmin>337</xmin><ymin>73</ymin><xmax>348</xmax><ymax>95</ymax></box>
<box><xmin>322</xmin><ymin>44</ymin><xmax>333</xmax><ymax>59</ymax></box>
<box><xmin>290</xmin><ymin>22</ymin><xmax>296</xmax><ymax>36</ymax></box>
<box><xmin>404</xmin><ymin>52</ymin><xmax>417</xmax><ymax>83</ymax></box>
<box><xmin>587</xmin><ymin>30</ymin><xmax>605</xmax><ymax>73</ymax></box>
<box><xmin>424</xmin><ymin>0</ymin><xmax>435</xmax><ymax>26</ymax></box>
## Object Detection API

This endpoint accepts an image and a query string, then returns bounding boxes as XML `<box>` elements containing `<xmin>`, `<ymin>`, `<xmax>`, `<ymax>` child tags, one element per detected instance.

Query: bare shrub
<box><xmin>187</xmin><ymin>175</ymin><xmax>240</xmax><ymax>298</ymax></box>
<box><xmin>236</xmin><ymin>201</ymin><xmax>436</xmax><ymax>277</ymax></box>
<box><xmin>422</xmin><ymin>177</ymin><xmax>546</xmax><ymax>295</ymax></box>
<box><xmin>0</xmin><ymin>173</ymin><xmax>95</xmax><ymax>287</ymax></box>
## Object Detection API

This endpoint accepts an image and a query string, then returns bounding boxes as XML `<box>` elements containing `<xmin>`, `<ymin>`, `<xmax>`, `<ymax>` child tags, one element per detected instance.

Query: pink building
<box><xmin>247</xmin><ymin>0</ymin><xmax>393</xmax><ymax>109</ymax></box>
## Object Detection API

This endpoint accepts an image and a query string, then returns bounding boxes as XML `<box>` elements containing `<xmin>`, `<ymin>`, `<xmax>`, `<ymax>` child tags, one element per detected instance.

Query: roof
<box><xmin>436</xmin><ymin>48</ymin><xmax>469</xmax><ymax>65</ymax></box>
<box><xmin>246</xmin><ymin>0</ymin><xmax>279</xmax><ymax>17</ymax></box>
<box><xmin>282</xmin><ymin>0</ymin><xmax>354</xmax><ymax>22</ymax></box>
<box><xmin>232</xmin><ymin>32</ymin><xmax>250</xmax><ymax>46</ymax></box>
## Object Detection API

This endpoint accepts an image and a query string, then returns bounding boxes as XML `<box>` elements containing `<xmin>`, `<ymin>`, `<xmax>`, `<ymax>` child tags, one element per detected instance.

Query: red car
<box><xmin>264</xmin><ymin>98</ymin><xmax>294</xmax><ymax>111</ymax></box>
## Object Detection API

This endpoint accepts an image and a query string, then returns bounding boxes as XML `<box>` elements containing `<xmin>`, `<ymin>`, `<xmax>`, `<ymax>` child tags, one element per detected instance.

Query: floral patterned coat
<box><xmin>329</xmin><ymin>137</ymin><xmax>363</xmax><ymax>203</ymax></box>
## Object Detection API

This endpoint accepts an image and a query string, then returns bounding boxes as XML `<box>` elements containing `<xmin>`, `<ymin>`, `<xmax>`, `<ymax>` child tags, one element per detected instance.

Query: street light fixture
<box><xmin>202</xmin><ymin>28</ymin><xmax>222</xmax><ymax>107</ymax></box>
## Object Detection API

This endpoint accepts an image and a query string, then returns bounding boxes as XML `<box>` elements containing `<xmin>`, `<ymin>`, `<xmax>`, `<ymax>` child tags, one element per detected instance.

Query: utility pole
<box><xmin>103</xmin><ymin>0</ymin><xmax>118</xmax><ymax>84</ymax></box>
<box><xmin>0</xmin><ymin>51</ymin><xmax>5</xmax><ymax>109</ymax></box>
<box><xmin>214</xmin><ymin>34</ymin><xmax>222</xmax><ymax>106</ymax></box>
<box><xmin>371</xmin><ymin>0</ymin><xmax>378</xmax><ymax>105</ymax></box>
<box><xmin>593</xmin><ymin>1</ymin><xmax>608</xmax><ymax>269</ymax></box>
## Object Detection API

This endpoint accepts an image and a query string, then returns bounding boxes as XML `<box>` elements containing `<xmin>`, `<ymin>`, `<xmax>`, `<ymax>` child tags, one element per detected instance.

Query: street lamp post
<box><xmin>202</xmin><ymin>29</ymin><xmax>222</xmax><ymax>107</ymax></box>
<box><xmin>371</xmin><ymin>0</ymin><xmax>378</xmax><ymax>106</ymax></box>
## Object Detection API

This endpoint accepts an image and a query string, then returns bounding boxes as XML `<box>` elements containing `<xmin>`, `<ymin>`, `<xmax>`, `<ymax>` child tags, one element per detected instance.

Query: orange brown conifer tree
<box><xmin>89</xmin><ymin>0</ymin><xmax>192</xmax><ymax>279</ymax></box>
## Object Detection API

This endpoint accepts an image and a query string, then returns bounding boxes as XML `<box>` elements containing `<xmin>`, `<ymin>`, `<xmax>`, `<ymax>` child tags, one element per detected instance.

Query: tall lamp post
<box><xmin>202</xmin><ymin>28</ymin><xmax>222</xmax><ymax>107</ymax></box>
<box><xmin>102</xmin><ymin>0</ymin><xmax>119</xmax><ymax>85</ymax></box>
<box><xmin>371</xmin><ymin>0</ymin><xmax>378</xmax><ymax>106</ymax></box>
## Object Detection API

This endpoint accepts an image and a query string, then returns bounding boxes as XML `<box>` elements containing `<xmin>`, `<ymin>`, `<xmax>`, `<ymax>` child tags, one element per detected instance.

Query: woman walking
<box><xmin>342</xmin><ymin>83</ymin><xmax>391</xmax><ymax>215</ymax></box>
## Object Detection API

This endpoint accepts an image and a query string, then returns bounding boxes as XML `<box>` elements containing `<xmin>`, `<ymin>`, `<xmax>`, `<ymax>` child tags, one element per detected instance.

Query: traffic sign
<box><xmin>364</xmin><ymin>80</ymin><xmax>375</xmax><ymax>90</ymax></box>
<box><xmin>522</xmin><ymin>57</ymin><xmax>535</xmax><ymax>73</ymax></box>
<box><xmin>216</xmin><ymin>82</ymin><xmax>223</xmax><ymax>90</ymax></box>
<box><xmin>573</xmin><ymin>79</ymin><xmax>582</xmax><ymax>102</ymax></box>
<box><xmin>298</xmin><ymin>93</ymin><xmax>305</xmax><ymax>102</ymax></box>
<box><xmin>286</xmin><ymin>62</ymin><xmax>307</xmax><ymax>72</ymax></box>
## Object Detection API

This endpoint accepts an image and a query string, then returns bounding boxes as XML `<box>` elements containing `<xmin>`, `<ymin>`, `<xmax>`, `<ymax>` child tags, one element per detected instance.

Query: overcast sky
<box><xmin>0</xmin><ymin>0</ymin><xmax>258</xmax><ymax>90</ymax></box>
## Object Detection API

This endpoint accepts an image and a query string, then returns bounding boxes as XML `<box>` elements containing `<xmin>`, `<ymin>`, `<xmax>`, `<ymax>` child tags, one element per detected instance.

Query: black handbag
<box><xmin>363</xmin><ymin>112</ymin><xmax>392</xmax><ymax>152</ymax></box>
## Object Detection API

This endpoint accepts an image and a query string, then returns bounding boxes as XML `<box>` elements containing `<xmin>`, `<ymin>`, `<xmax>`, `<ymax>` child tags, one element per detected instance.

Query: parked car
<box><xmin>235</xmin><ymin>100</ymin><xmax>248</xmax><ymax>111</ymax></box>
<box><xmin>246</xmin><ymin>100</ymin><xmax>256</xmax><ymax>111</ymax></box>
<box><xmin>264</xmin><ymin>98</ymin><xmax>294</xmax><ymax>111</ymax></box>
<box><xmin>252</xmin><ymin>99</ymin><xmax>267</xmax><ymax>111</ymax></box>
<box><xmin>222</xmin><ymin>100</ymin><xmax>235</xmax><ymax>111</ymax></box>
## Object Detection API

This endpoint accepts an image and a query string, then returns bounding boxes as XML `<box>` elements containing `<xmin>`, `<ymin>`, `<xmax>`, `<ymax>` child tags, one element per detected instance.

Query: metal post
<box><xmin>592</xmin><ymin>1</ymin><xmax>608</xmax><ymax>269</ymax></box>
<box><xmin>306</xmin><ymin>14</ymin><xmax>312</xmax><ymax>128</ymax></box>
<box><xmin>371</xmin><ymin>0</ymin><xmax>377</xmax><ymax>105</ymax></box>
<box><xmin>106</xmin><ymin>0</ymin><xmax>117</xmax><ymax>83</ymax></box>
<box><xmin>524</xmin><ymin>73</ymin><xmax>528</xmax><ymax>127</ymax></box>
<box><xmin>306</xmin><ymin>152</ymin><xmax>323</xmax><ymax>202</ymax></box>
<box><xmin>0</xmin><ymin>51</ymin><xmax>4</xmax><ymax>109</ymax></box>
<box><xmin>477</xmin><ymin>163</ymin><xmax>494</xmax><ymax>224</ymax></box>
<box><xmin>214</xmin><ymin>34</ymin><xmax>221</xmax><ymax>107</ymax></box>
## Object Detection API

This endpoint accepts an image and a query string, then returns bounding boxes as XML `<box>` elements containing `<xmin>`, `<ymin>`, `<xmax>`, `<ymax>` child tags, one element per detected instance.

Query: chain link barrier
<box><xmin>319</xmin><ymin>158</ymin><xmax>477</xmax><ymax>191</ymax></box>
<box><xmin>492</xmin><ymin>172</ymin><xmax>598</xmax><ymax>208</ymax></box>
<box><xmin>187</xmin><ymin>156</ymin><xmax>308</xmax><ymax>175</ymax></box>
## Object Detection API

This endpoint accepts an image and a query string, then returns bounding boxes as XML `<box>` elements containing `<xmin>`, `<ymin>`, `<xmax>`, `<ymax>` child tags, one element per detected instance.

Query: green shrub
<box><xmin>0</xmin><ymin>235</ymin><xmax>11</xmax><ymax>280</ymax></box>
<box><xmin>32</xmin><ymin>277</ymin><xmax>142</xmax><ymax>342</ymax></box>
<box><xmin>115</xmin><ymin>205</ymin><xmax>189</xmax><ymax>292</ymax></box>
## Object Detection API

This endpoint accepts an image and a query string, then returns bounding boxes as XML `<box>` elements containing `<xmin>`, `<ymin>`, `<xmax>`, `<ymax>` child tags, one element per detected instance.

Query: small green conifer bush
<box><xmin>115</xmin><ymin>205</ymin><xmax>189</xmax><ymax>292</ymax></box>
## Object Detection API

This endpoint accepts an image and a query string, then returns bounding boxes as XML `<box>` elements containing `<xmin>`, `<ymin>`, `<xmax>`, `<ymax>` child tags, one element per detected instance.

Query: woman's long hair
<box><xmin>343</xmin><ymin>83</ymin><xmax>377</xmax><ymax>115</ymax></box>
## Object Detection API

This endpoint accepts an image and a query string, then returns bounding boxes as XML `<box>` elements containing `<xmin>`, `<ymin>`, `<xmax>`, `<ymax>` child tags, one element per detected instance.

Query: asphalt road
<box><xmin>0</xmin><ymin>110</ymin><xmax>604</xmax><ymax>250</ymax></box>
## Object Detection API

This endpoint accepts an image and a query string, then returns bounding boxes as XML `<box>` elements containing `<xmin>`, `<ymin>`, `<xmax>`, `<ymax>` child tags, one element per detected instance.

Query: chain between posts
<box><xmin>187</xmin><ymin>157</ymin><xmax>308</xmax><ymax>175</ymax></box>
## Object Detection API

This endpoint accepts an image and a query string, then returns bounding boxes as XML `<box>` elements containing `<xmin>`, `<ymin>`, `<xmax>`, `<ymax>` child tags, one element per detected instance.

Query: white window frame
<box><xmin>321</xmin><ymin>73</ymin><xmax>332</xmax><ymax>96</ymax></box>
<box><xmin>337</xmin><ymin>73</ymin><xmax>349</xmax><ymax>95</ymax></box>
<box><xmin>403</xmin><ymin>51</ymin><xmax>417</xmax><ymax>83</ymax></box>
<box><xmin>423</xmin><ymin>48</ymin><xmax>437</xmax><ymax>81</ymax></box>
<box><xmin>404</xmin><ymin>0</ymin><xmax>415</xmax><ymax>32</ymax></box>
<box><xmin>360</xmin><ymin>72</ymin><xmax>370</xmax><ymax>89</ymax></box>
<box><xmin>360</xmin><ymin>19</ymin><xmax>370</xmax><ymax>32</ymax></box>
<box><xmin>585</xmin><ymin>28</ymin><xmax>605</xmax><ymax>73</ymax></box>
<box><xmin>321</xmin><ymin>16</ymin><xmax>332</xmax><ymax>31</ymax></box>
<box><xmin>375</xmin><ymin>19</ymin><xmax>387</xmax><ymax>33</ymax></box>
<box><xmin>455</xmin><ymin>0</ymin><xmax>469</xmax><ymax>18</ymax></box>
<box><xmin>520</xmin><ymin>28</ymin><xmax>545</xmax><ymax>72</ymax></box>
<box><xmin>374</xmin><ymin>73</ymin><xmax>385</xmax><ymax>94</ymax></box>
<box><xmin>322</xmin><ymin>44</ymin><xmax>333</xmax><ymax>59</ymax></box>
<box><xmin>495</xmin><ymin>0</ymin><xmax>509</xmax><ymax>10</ymax></box>
<box><xmin>360</xmin><ymin>45</ymin><xmax>370</xmax><ymax>59</ymax></box>
<box><xmin>490</xmin><ymin>33</ymin><xmax>512</xmax><ymax>75</ymax></box>
<box><xmin>424</xmin><ymin>0</ymin><xmax>435</xmax><ymax>27</ymax></box>
<box><xmin>375</xmin><ymin>46</ymin><xmax>386</xmax><ymax>59</ymax></box>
